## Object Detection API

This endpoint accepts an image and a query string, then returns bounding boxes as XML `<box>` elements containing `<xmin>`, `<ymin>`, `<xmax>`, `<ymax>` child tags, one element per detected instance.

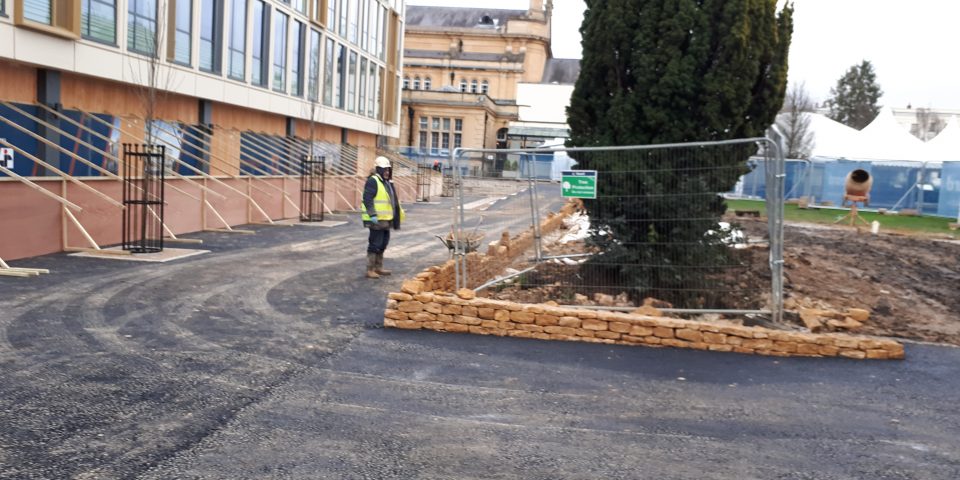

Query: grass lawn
<box><xmin>725</xmin><ymin>199</ymin><xmax>958</xmax><ymax>236</ymax></box>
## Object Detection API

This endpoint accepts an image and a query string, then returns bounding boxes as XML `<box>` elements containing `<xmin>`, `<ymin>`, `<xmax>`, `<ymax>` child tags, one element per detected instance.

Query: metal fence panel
<box><xmin>453</xmin><ymin>136</ymin><xmax>785</xmax><ymax>320</ymax></box>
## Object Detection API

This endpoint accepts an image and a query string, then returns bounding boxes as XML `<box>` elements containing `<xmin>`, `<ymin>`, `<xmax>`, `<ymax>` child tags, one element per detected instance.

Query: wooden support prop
<box><xmin>0</xmin><ymin>114</ymin><xmax>118</xmax><ymax>178</ymax></box>
<box><xmin>0</xmin><ymin>164</ymin><xmax>82</xmax><ymax>211</ymax></box>
<box><xmin>147</xmin><ymin>206</ymin><xmax>203</xmax><ymax>244</ymax></box>
<box><xmin>0</xmin><ymin>139</ymin><xmax>123</xmax><ymax>208</ymax></box>
<box><xmin>0</xmin><ymin>256</ymin><xmax>50</xmax><ymax>276</ymax></box>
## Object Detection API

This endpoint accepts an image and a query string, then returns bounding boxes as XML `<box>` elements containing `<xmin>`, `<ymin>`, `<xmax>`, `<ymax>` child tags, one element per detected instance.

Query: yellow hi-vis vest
<box><xmin>360</xmin><ymin>175</ymin><xmax>404</xmax><ymax>222</ymax></box>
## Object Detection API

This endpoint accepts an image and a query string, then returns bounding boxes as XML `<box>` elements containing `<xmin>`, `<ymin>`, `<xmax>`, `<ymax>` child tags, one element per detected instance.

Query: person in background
<box><xmin>361</xmin><ymin>156</ymin><xmax>405</xmax><ymax>278</ymax></box>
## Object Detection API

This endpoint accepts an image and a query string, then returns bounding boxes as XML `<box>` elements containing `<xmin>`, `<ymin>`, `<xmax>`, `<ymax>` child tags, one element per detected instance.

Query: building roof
<box><xmin>541</xmin><ymin>58</ymin><xmax>580</xmax><ymax>84</ymax></box>
<box><xmin>404</xmin><ymin>49</ymin><xmax>525</xmax><ymax>63</ymax></box>
<box><xmin>405</xmin><ymin>6</ymin><xmax>524</xmax><ymax>29</ymax></box>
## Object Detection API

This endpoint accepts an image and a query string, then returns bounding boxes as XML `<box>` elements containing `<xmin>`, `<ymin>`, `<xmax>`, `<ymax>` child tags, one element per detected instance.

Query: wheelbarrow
<box><xmin>435</xmin><ymin>232</ymin><xmax>484</xmax><ymax>257</ymax></box>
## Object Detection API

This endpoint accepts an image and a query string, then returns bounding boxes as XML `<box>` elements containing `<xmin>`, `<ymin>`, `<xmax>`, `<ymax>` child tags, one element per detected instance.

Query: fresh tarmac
<box><xmin>1</xmin><ymin>191</ymin><xmax>958</xmax><ymax>479</ymax></box>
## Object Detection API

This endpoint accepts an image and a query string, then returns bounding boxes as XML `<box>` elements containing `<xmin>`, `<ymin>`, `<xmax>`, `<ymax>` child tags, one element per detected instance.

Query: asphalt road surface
<box><xmin>1</xmin><ymin>190</ymin><xmax>959</xmax><ymax>479</ymax></box>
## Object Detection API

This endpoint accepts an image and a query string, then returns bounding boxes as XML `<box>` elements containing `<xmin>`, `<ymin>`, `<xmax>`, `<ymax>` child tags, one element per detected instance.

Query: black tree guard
<box><xmin>300</xmin><ymin>154</ymin><xmax>326</xmax><ymax>222</ymax></box>
<box><xmin>122</xmin><ymin>144</ymin><xmax>165</xmax><ymax>253</ymax></box>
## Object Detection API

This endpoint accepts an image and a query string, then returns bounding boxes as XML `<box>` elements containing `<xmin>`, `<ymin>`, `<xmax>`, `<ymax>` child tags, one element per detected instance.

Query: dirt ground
<box><xmin>482</xmin><ymin>214</ymin><xmax>960</xmax><ymax>346</ymax></box>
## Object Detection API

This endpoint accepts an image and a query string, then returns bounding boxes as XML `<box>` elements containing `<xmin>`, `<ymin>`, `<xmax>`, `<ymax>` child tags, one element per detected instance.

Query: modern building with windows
<box><xmin>395</xmin><ymin>0</ymin><xmax>556</xmax><ymax>174</ymax></box>
<box><xmin>0</xmin><ymin>0</ymin><xmax>406</xmax><ymax>260</ymax></box>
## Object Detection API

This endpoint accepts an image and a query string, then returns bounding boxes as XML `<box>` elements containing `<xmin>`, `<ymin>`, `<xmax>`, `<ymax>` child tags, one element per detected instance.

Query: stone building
<box><xmin>396</xmin><ymin>0</ymin><xmax>556</xmax><ymax>173</ymax></box>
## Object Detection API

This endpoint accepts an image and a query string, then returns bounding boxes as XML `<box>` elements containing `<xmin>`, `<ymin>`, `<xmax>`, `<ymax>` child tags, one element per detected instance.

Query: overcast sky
<box><xmin>407</xmin><ymin>0</ymin><xmax>960</xmax><ymax>110</ymax></box>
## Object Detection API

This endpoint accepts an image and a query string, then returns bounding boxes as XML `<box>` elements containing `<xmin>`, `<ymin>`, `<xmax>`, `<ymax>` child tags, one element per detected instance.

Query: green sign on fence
<box><xmin>561</xmin><ymin>170</ymin><xmax>597</xmax><ymax>199</ymax></box>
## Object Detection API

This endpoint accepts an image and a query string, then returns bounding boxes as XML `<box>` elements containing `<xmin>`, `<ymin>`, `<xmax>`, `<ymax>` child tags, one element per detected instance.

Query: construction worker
<box><xmin>361</xmin><ymin>156</ymin><xmax>405</xmax><ymax>278</ymax></box>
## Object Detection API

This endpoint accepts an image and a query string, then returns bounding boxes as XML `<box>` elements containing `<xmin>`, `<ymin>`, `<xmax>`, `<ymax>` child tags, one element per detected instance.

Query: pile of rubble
<box><xmin>789</xmin><ymin>297</ymin><xmax>871</xmax><ymax>333</ymax></box>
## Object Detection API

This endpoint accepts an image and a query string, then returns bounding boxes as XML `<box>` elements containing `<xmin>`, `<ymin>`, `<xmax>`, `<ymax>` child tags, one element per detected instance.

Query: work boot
<box><xmin>366</xmin><ymin>253</ymin><xmax>380</xmax><ymax>279</ymax></box>
<box><xmin>376</xmin><ymin>253</ymin><xmax>392</xmax><ymax>276</ymax></box>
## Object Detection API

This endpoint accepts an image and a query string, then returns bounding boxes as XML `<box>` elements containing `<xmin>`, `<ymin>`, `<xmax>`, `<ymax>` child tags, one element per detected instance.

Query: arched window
<box><xmin>470</xmin><ymin>80</ymin><xmax>478</xmax><ymax>93</ymax></box>
<box><xmin>413</xmin><ymin>76</ymin><xmax>421</xmax><ymax>90</ymax></box>
<box><xmin>480</xmin><ymin>80</ymin><xmax>489</xmax><ymax>95</ymax></box>
<box><xmin>424</xmin><ymin>77</ymin><xmax>432</xmax><ymax>90</ymax></box>
<box><xmin>403</xmin><ymin>77</ymin><xmax>410</xmax><ymax>89</ymax></box>
<box><xmin>459</xmin><ymin>79</ymin><xmax>467</xmax><ymax>92</ymax></box>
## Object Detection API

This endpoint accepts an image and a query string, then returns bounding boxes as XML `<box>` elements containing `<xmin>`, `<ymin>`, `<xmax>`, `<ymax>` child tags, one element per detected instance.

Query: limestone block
<box><xmin>508</xmin><ymin>330</ymin><xmax>534</xmax><ymax>339</ymax></box>
<box><xmin>708</xmin><ymin>344</ymin><xmax>734</xmax><ymax>352</ymax></box>
<box><xmin>517</xmin><ymin>324</ymin><xmax>544</xmax><ymax>333</ymax></box>
<box><xmin>660</xmin><ymin>338</ymin><xmax>689</xmax><ymax>348</ymax></box>
<box><xmin>752</xmin><ymin>331</ymin><xmax>770</xmax><ymax>339</ymax></box>
<box><xmin>388</xmin><ymin>292</ymin><xmax>414</xmax><ymax>301</ymax></box>
<box><xmin>510</xmin><ymin>311</ymin><xmax>536</xmax><ymax>323</ymax></box>
<box><xmin>608</xmin><ymin>322</ymin><xmax>632</xmax><ymax>334</ymax></box>
<box><xmin>478</xmin><ymin>308</ymin><xmax>496</xmax><ymax>319</ymax></box>
<box><xmin>620</xmin><ymin>335</ymin><xmax>645</xmax><ymax>344</ymax></box>
<box><xmin>532</xmin><ymin>332</ymin><xmax>552</xmax><ymax>341</ymax></box>
<box><xmin>442</xmin><ymin>304</ymin><xmax>463</xmax><ymax>315</ymax></box>
<box><xmin>524</xmin><ymin>305</ymin><xmax>545</xmax><ymax>314</ymax></box>
<box><xmin>643</xmin><ymin>336</ymin><xmax>662</xmax><ymax>345</ymax></box>
<box><xmin>582</xmin><ymin>319</ymin><xmax>608</xmax><ymax>331</ymax></box>
<box><xmin>733</xmin><ymin>346</ymin><xmax>754</xmax><ymax>354</ymax></box>
<box><xmin>384</xmin><ymin>310</ymin><xmax>408</xmax><ymax>321</ymax></box>
<box><xmin>414</xmin><ymin>293</ymin><xmax>435</xmax><ymax>303</ymax></box>
<box><xmin>386</xmin><ymin>299</ymin><xmax>398</xmax><ymax>310</ymax></box>
<box><xmin>818</xmin><ymin>345</ymin><xmax>840</xmax><ymax>356</ymax></box>
<box><xmin>402</xmin><ymin>280</ymin><xmax>425</xmax><ymax>295</ymax></box>
<box><xmin>859</xmin><ymin>339</ymin><xmax>893</xmax><ymax>350</ymax></box>
<box><xmin>384</xmin><ymin>318</ymin><xmax>397</xmax><ymax>328</ymax></box>
<box><xmin>437</xmin><ymin>314</ymin><xmax>453</xmax><ymax>322</ymax></box>
<box><xmin>595</xmin><ymin>331</ymin><xmax>621</xmax><ymax>340</ymax></box>
<box><xmin>702</xmin><ymin>332</ymin><xmax>726</xmax><ymax>344</ymax></box>
<box><xmin>424</xmin><ymin>321</ymin><xmax>445</xmax><ymax>331</ymax></box>
<box><xmin>454</xmin><ymin>315</ymin><xmax>482</xmax><ymax>326</ymax></box>
<box><xmin>847</xmin><ymin>308</ymin><xmax>870</xmax><ymax>322</ymax></box>
<box><xmin>461</xmin><ymin>306</ymin><xmax>479</xmax><ymax>317</ymax></box>
<box><xmin>796</xmin><ymin>343</ymin><xmax>821</xmax><ymax>355</ymax></box>
<box><xmin>884</xmin><ymin>343</ymin><xmax>905</xmax><ymax>359</ymax></box>
<box><xmin>725</xmin><ymin>335</ymin><xmax>744</xmax><ymax>346</ymax></box>
<box><xmin>398</xmin><ymin>301</ymin><xmax>425</xmax><ymax>313</ymax></box>
<box><xmin>411</xmin><ymin>313</ymin><xmax>435</xmax><ymax>322</ymax></box>
<box><xmin>544</xmin><ymin>326</ymin><xmax>577</xmax><ymax>336</ymax></box>
<box><xmin>535</xmin><ymin>314</ymin><xmax>560</xmax><ymax>326</ymax></box>
<box><xmin>577</xmin><ymin>328</ymin><xmax>596</xmax><ymax>338</ymax></box>
<box><xmin>481</xmin><ymin>320</ymin><xmax>499</xmax><ymax>329</ymax></box>
<box><xmin>494</xmin><ymin>310</ymin><xmax>511</xmax><ymax>321</ymax></box>
<box><xmin>772</xmin><ymin>341</ymin><xmax>798</xmax><ymax>353</ymax></box>
<box><xmin>559</xmin><ymin>316</ymin><xmax>581</xmax><ymax>328</ymax></box>
<box><xmin>833</xmin><ymin>337</ymin><xmax>860</xmax><ymax>349</ymax></box>
<box><xmin>839</xmin><ymin>350</ymin><xmax>867</xmax><ymax>359</ymax></box>
<box><xmin>576</xmin><ymin>310</ymin><xmax>598</xmax><ymax>319</ymax></box>
<box><xmin>865</xmin><ymin>349</ymin><xmax>890</xmax><ymax>359</ymax></box>
<box><xmin>469</xmin><ymin>326</ymin><xmax>494</xmax><ymax>335</ymax></box>
<box><xmin>445</xmin><ymin>323</ymin><xmax>469</xmax><ymax>333</ymax></box>
<box><xmin>425</xmin><ymin>303</ymin><xmax>443</xmax><ymax>314</ymax></box>
<box><xmin>395</xmin><ymin>320</ymin><xmax>422</xmax><ymax>330</ymax></box>
<box><xmin>742</xmin><ymin>338</ymin><xmax>773</xmax><ymax>350</ymax></box>
<box><xmin>629</xmin><ymin>325</ymin><xmax>654</xmax><ymax>337</ymax></box>
<box><xmin>456</xmin><ymin>288</ymin><xmax>476</xmax><ymax>300</ymax></box>
<box><xmin>720</xmin><ymin>326</ymin><xmax>753</xmax><ymax>337</ymax></box>
<box><xmin>676</xmin><ymin>329</ymin><xmax>703</xmax><ymax>343</ymax></box>
<box><xmin>653</xmin><ymin>327</ymin><xmax>675</xmax><ymax>339</ymax></box>
<box><xmin>498</xmin><ymin>321</ymin><xmax>516</xmax><ymax>330</ymax></box>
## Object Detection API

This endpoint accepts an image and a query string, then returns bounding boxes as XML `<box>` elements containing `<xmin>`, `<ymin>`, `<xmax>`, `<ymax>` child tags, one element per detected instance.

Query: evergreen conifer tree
<box><xmin>826</xmin><ymin>61</ymin><xmax>883</xmax><ymax>130</ymax></box>
<box><xmin>566</xmin><ymin>0</ymin><xmax>793</xmax><ymax>306</ymax></box>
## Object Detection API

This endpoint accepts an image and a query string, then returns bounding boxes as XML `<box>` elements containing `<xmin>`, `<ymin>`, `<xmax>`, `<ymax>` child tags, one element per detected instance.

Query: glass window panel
<box><xmin>82</xmin><ymin>0</ymin><xmax>117</xmax><ymax>44</ymax></box>
<box><xmin>455</xmin><ymin>119</ymin><xmax>462</xmax><ymax>131</ymax></box>
<box><xmin>308</xmin><ymin>30</ymin><xmax>321</xmax><ymax>101</ymax></box>
<box><xmin>454</xmin><ymin>133</ymin><xmax>461</xmax><ymax>149</ymax></box>
<box><xmin>366</xmin><ymin>0</ymin><xmax>376</xmax><ymax>53</ymax></box>
<box><xmin>442</xmin><ymin>132</ymin><xmax>449</xmax><ymax>150</ymax></box>
<box><xmin>228</xmin><ymin>0</ymin><xmax>246</xmax><ymax>80</ymax></box>
<box><xmin>377</xmin><ymin>5</ymin><xmax>385</xmax><ymax>59</ymax></box>
<box><xmin>273</xmin><ymin>11</ymin><xmax>288</xmax><ymax>91</ymax></box>
<box><xmin>128</xmin><ymin>0</ymin><xmax>157</xmax><ymax>55</ymax></box>
<box><xmin>292</xmin><ymin>0</ymin><xmax>305</xmax><ymax>15</ymax></box>
<box><xmin>412</xmin><ymin>77</ymin><xmax>419</xmax><ymax>90</ymax></box>
<box><xmin>347</xmin><ymin>50</ymin><xmax>357</xmax><ymax>112</ymax></box>
<box><xmin>347</xmin><ymin>0</ymin><xmax>358</xmax><ymax>43</ymax></box>
<box><xmin>251</xmin><ymin>0</ymin><xmax>267</xmax><ymax>85</ymax></box>
<box><xmin>358</xmin><ymin>57</ymin><xmax>367</xmax><ymax>116</ymax></box>
<box><xmin>335</xmin><ymin>44</ymin><xmax>346</xmax><ymax>109</ymax></box>
<box><xmin>173</xmin><ymin>0</ymin><xmax>192</xmax><ymax>64</ymax></box>
<box><xmin>291</xmin><ymin>21</ymin><xmax>304</xmax><ymax>96</ymax></box>
<box><xmin>200</xmin><ymin>0</ymin><xmax>220</xmax><ymax>72</ymax></box>
<box><xmin>23</xmin><ymin>0</ymin><xmax>52</xmax><ymax>24</ymax></box>
<box><xmin>338</xmin><ymin>0</ymin><xmax>347</xmax><ymax>36</ymax></box>
<box><xmin>431</xmin><ymin>132</ymin><xmax>438</xmax><ymax>153</ymax></box>
<box><xmin>442</xmin><ymin>118</ymin><xmax>450</xmax><ymax>130</ymax></box>
<box><xmin>359</xmin><ymin>0</ymin><xmax>367</xmax><ymax>50</ymax></box>
<box><xmin>367</xmin><ymin>60</ymin><xmax>375</xmax><ymax>117</ymax></box>
<box><xmin>327</xmin><ymin>0</ymin><xmax>336</xmax><ymax>32</ymax></box>
<box><xmin>323</xmin><ymin>38</ymin><xmax>335</xmax><ymax>106</ymax></box>
<box><xmin>431</xmin><ymin>117</ymin><xmax>439</xmax><ymax>129</ymax></box>
<box><xmin>418</xmin><ymin>131</ymin><xmax>427</xmax><ymax>150</ymax></box>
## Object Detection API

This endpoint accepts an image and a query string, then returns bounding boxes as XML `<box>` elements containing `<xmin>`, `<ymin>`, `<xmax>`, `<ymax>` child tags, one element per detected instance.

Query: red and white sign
<box><xmin>0</xmin><ymin>147</ymin><xmax>13</xmax><ymax>170</ymax></box>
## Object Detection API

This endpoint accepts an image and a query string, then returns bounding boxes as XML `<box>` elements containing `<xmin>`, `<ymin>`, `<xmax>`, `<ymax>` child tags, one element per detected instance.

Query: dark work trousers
<box><xmin>367</xmin><ymin>227</ymin><xmax>390</xmax><ymax>254</ymax></box>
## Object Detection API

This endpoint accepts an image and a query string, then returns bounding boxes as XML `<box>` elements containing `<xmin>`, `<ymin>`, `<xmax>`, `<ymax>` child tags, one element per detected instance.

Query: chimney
<box><xmin>529</xmin><ymin>0</ymin><xmax>544</xmax><ymax>12</ymax></box>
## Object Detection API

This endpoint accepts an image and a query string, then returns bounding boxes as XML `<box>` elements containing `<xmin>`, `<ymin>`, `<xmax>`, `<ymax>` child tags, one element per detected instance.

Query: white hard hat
<box><xmin>375</xmin><ymin>156</ymin><xmax>391</xmax><ymax>168</ymax></box>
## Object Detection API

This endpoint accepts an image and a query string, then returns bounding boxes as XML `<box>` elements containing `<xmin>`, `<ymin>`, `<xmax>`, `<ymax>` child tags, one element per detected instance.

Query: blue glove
<box><xmin>369</xmin><ymin>215</ymin><xmax>378</xmax><ymax>224</ymax></box>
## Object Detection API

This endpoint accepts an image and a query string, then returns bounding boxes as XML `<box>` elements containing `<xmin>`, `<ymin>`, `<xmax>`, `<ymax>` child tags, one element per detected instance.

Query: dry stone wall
<box><xmin>384</xmin><ymin>289</ymin><xmax>905</xmax><ymax>360</ymax></box>
<box><xmin>385</xmin><ymin>199</ymin><xmax>904</xmax><ymax>360</ymax></box>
